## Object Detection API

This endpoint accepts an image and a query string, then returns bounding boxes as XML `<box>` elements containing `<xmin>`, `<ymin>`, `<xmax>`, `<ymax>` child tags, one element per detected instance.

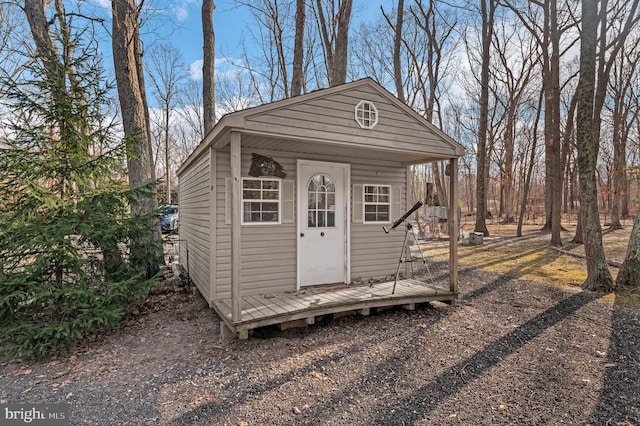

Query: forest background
<box><xmin>1</xmin><ymin>0</ymin><xmax>640</xmax><ymax>358</ymax></box>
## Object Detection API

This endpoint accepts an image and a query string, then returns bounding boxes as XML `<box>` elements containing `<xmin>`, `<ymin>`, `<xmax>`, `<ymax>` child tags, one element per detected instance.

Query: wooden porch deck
<box><xmin>213</xmin><ymin>279</ymin><xmax>456</xmax><ymax>338</ymax></box>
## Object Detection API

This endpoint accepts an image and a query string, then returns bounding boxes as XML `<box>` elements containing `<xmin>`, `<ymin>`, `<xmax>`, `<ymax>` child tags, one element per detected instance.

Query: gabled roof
<box><xmin>178</xmin><ymin>78</ymin><xmax>464</xmax><ymax>175</ymax></box>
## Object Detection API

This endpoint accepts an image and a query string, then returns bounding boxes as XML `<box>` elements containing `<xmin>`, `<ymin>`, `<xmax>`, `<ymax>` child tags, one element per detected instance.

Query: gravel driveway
<box><xmin>1</xmin><ymin>265</ymin><xmax>639</xmax><ymax>425</ymax></box>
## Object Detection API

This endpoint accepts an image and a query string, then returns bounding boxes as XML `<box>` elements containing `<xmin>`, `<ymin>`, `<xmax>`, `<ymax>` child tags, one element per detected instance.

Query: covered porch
<box><xmin>214</xmin><ymin>278</ymin><xmax>456</xmax><ymax>338</ymax></box>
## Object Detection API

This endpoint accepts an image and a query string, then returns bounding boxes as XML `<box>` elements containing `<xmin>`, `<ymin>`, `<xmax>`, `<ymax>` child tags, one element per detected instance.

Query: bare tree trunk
<box><xmin>610</xmin><ymin>106</ymin><xmax>625</xmax><ymax>229</ymax></box>
<box><xmin>133</xmin><ymin>12</ymin><xmax>152</xmax><ymax>162</ymax></box>
<box><xmin>464</xmin><ymin>166</ymin><xmax>474</xmax><ymax>215</ymax></box>
<box><xmin>621</xmin><ymin>169</ymin><xmax>629</xmax><ymax>218</ymax></box>
<box><xmin>291</xmin><ymin>0</ymin><xmax>306</xmax><ymax>97</ymax></box>
<box><xmin>503</xmin><ymin>0</ymin><xmax>567</xmax><ymax>240</ymax></box>
<box><xmin>333</xmin><ymin>0</ymin><xmax>352</xmax><ymax>86</ymax></box>
<box><xmin>563</xmin><ymin>156</ymin><xmax>570</xmax><ymax>213</ymax></box>
<box><xmin>24</xmin><ymin>0</ymin><xmax>62</xmax><ymax>91</ymax></box>
<box><xmin>549</xmin><ymin>0</ymin><xmax>562</xmax><ymax>245</ymax></box>
<box><xmin>112</xmin><ymin>0</ymin><xmax>156</xmax><ymax>197</ymax></box>
<box><xmin>474</xmin><ymin>0</ymin><xmax>495</xmax><ymax>237</ymax></box>
<box><xmin>271</xmin><ymin>1</ymin><xmax>289</xmax><ymax>97</ymax></box>
<box><xmin>518</xmin><ymin>91</ymin><xmax>544</xmax><ymax>237</ymax></box>
<box><xmin>561</xmin><ymin>90</ymin><xmax>578</xmax><ymax>214</ymax></box>
<box><xmin>539</xmin><ymin>0</ymin><xmax>562</xmax><ymax>246</ymax></box>
<box><xmin>485</xmin><ymin>132</ymin><xmax>494</xmax><ymax>217</ymax></box>
<box><xmin>617</xmin><ymin>208</ymin><xmax>640</xmax><ymax>288</ymax></box>
<box><xmin>393</xmin><ymin>0</ymin><xmax>405</xmax><ymax>102</ymax></box>
<box><xmin>112</xmin><ymin>0</ymin><xmax>162</xmax><ymax>273</ymax></box>
<box><xmin>570</xmin><ymin>162</ymin><xmax>578</xmax><ymax>211</ymax></box>
<box><xmin>315</xmin><ymin>0</ymin><xmax>353</xmax><ymax>86</ymax></box>
<box><xmin>542</xmin><ymin>2</ymin><xmax>553</xmax><ymax>232</ymax></box>
<box><xmin>610</xmin><ymin>47</ymin><xmax>640</xmax><ymax>227</ymax></box>
<box><xmin>576</xmin><ymin>0</ymin><xmax>614</xmax><ymax>292</ymax></box>
<box><xmin>432</xmin><ymin>162</ymin><xmax>448</xmax><ymax>207</ymax></box>
<box><xmin>575</xmin><ymin>0</ymin><xmax>640</xmax><ymax>241</ymax></box>
<box><xmin>503</xmin><ymin>105</ymin><xmax>515</xmax><ymax>224</ymax></box>
<box><xmin>202</xmin><ymin>0</ymin><xmax>215</xmax><ymax>134</ymax></box>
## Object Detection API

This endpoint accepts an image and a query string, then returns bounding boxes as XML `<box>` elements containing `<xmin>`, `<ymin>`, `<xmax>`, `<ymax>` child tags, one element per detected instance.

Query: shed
<box><xmin>176</xmin><ymin>78</ymin><xmax>465</xmax><ymax>337</ymax></box>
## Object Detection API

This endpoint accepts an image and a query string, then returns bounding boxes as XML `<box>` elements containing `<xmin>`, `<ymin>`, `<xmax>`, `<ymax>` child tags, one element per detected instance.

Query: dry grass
<box><xmin>422</xmin><ymin>221</ymin><xmax>638</xmax><ymax>305</ymax></box>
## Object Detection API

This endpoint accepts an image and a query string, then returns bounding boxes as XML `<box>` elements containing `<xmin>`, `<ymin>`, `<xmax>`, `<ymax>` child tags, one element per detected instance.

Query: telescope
<box><xmin>378</xmin><ymin>199</ymin><xmax>431</xmax><ymax>294</ymax></box>
<box><xmin>383</xmin><ymin>200</ymin><xmax>423</xmax><ymax>234</ymax></box>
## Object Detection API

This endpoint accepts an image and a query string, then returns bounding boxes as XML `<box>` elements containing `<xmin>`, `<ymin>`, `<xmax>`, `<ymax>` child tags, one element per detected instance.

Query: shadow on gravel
<box><xmin>166</xmin><ymin>305</ymin><xmax>452</xmax><ymax>426</ymax></box>
<box><xmin>167</xmin><ymin>270</ymin><xmax>602</xmax><ymax>425</ymax></box>
<box><xmin>458</xmin><ymin>269</ymin><xmax>513</xmax><ymax>301</ymax></box>
<box><xmin>165</xmin><ymin>339</ymin><xmax>369</xmax><ymax>425</ymax></box>
<box><xmin>588</xmin><ymin>300</ymin><xmax>640</xmax><ymax>424</ymax></box>
<box><xmin>365</xmin><ymin>290</ymin><xmax>596</xmax><ymax>424</ymax></box>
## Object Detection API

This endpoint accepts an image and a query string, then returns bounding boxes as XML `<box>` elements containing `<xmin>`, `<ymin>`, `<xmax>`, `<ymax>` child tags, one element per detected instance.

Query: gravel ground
<box><xmin>1</xmin><ymin>264</ymin><xmax>639</xmax><ymax>425</ymax></box>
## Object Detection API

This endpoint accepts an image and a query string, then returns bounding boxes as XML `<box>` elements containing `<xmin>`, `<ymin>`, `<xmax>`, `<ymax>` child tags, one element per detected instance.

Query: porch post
<box><xmin>405</xmin><ymin>166</ymin><xmax>412</xmax><ymax>277</ymax></box>
<box><xmin>448</xmin><ymin>157</ymin><xmax>459</xmax><ymax>293</ymax></box>
<box><xmin>230</xmin><ymin>132</ymin><xmax>242</xmax><ymax>322</ymax></box>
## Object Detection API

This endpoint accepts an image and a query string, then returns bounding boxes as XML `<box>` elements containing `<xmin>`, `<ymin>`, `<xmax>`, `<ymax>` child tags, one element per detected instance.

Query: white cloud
<box><xmin>188</xmin><ymin>58</ymin><xmax>236</xmax><ymax>81</ymax></box>
<box><xmin>171</xmin><ymin>4</ymin><xmax>189</xmax><ymax>22</ymax></box>
<box><xmin>169</xmin><ymin>0</ymin><xmax>200</xmax><ymax>22</ymax></box>
<box><xmin>90</xmin><ymin>0</ymin><xmax>110</xmax><ymax>9</ymax></box>
<box><xmin>189</xmin><ymin>59</ymin><xmax>204</xmax><ymax>81</ymax></box>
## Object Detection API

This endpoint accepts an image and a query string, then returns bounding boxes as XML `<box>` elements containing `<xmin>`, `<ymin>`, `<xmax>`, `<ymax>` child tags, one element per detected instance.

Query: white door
<box><xmin>297</xmin><ymin>160</ymin><xmax>349</xmax><ymax>287</ymax></box>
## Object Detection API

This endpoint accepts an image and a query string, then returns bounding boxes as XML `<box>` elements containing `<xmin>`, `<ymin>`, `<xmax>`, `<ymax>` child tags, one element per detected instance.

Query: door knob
<box><xmin>300</xmin><ymin>233</ymin><xmax>304</xmax><ymax>237</ymax></box>
<box><xmin>320</xmin><ymin>232</ymin><xmax>325</xmax><ymax>237</ymax></box>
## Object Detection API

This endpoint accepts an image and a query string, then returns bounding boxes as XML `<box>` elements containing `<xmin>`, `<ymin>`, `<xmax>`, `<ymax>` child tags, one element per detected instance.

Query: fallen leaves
<box><xmin>12</xmin><ymin>367</ymin><xmax>32</xmax><ymax>376</ymax></box>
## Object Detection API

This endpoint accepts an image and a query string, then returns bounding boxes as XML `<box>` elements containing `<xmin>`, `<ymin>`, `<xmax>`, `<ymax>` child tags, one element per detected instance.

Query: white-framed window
<box><xmin>363</xmin><ymin>184</ymin><xmax>391</xmax><ymax>223</ymax></box>
<box><xmin>242</xmin><ymin>178</ymin><xmax>281</xmax><ymax>224</ymax></box>
<box><xmin>355</xmin><ymin>100</ymin><xmax>378</xmax><ymax>129</ymax></box>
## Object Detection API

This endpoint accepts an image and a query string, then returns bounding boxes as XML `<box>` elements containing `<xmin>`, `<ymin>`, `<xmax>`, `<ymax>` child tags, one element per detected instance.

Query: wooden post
<box><xmin>448</xmin><ymin>157</ymin><xmax>459</xmax><ymax>293</ymax></box>
<box><xmin>230</xmin><ymin>132</ymin><xmax>242</xmax><ymax>322</ymax></box>
<box><xmin>405</xmin><ymin>166</ymin><xmax>412</xmax><ymax>277</ymax></box>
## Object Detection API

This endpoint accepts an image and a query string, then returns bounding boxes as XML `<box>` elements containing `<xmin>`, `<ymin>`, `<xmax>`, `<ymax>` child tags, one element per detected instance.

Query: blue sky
<box><xmin>112</xmin><ymin>0</ymin><xmax>397</xmax><ymax>82</ymax></box>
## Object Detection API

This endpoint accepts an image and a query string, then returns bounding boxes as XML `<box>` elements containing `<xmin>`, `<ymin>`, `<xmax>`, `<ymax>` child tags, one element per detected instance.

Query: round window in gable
<box><xmin>355</xmin><ymin>100</ymin><xmax>378</xmax><ymax>129</ymax></box>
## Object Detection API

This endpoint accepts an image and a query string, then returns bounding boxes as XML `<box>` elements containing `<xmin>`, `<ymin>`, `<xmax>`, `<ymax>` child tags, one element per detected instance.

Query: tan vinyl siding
<box><xmin>177</xmin><ymin>152</ymin><xmax>211</xmax><ymax>300</ymax></box>
<box><xmin>243</xmin><ymin>88</ymin><xmax>456</xmax><ymax>156</ymax></box>
<box><xmin>350</xmin><ymin>162</ymin><xmax>406</xmax><ymax>280</ymax></box>
<box><xmin>215</xmin><ymin>148</ymin><xmax>298</xmax><ymax>299</ymax></box>
<box><xmin>215</xmin><ymin>148</ymin><xmax>231</xmax><ymax>298</ymax></box>
<box><xmin>240</xmin><ymin>225</ymin><xmax>296</xmax><ymax>295</ymax></box>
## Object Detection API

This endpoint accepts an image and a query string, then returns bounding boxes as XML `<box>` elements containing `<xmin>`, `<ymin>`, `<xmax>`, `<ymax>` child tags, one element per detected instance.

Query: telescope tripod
<box><xmin>389</xmin><ymin>222</ymin><xmax>431</xmax><ymax>294</ymax></box>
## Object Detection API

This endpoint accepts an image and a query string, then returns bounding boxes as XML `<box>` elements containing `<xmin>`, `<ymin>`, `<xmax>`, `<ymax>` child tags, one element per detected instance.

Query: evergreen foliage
<box><xmin>0</xmin><ymin>30</ymin><xmax>161</xmax><ymax>360</ymax></box>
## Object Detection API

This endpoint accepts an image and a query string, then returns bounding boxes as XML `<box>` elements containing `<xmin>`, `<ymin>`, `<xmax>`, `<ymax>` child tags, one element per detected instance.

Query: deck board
<box><xmin>243</xmin><ymin>296</ymin><xmax>279</xmax><ymax>320</ymax></box>
<box><xmin>252</xmin><ymin>296</ymin><xmax>289</xmax><ymax>316</ymax></box>
<box><xmin>272</xmin><ymin>293</ymin><xmax>309</xmax><ymax>312</ymax></box>
<box><xmin>265</xmin><ymin>294</ymin><xmax>304</xmax><ymax>315</ymax></box>
<box><xmin>214</xmin><ymin>279</ymin><xmax>456</xmax><ymax>334</ymax></box>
